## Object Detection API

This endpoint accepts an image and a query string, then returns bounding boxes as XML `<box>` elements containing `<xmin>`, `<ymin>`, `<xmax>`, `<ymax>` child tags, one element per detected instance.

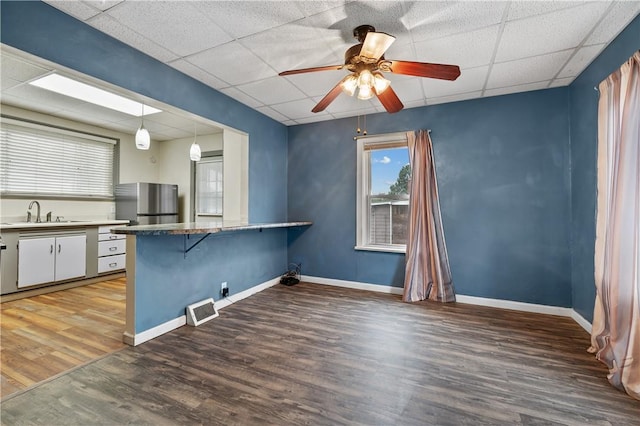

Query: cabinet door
<box><xmin>55</xmin><ymin>235</ymin><xmax>86</xmax><ymax>281</ymax></box>
<box><xmin>18</xmin><ymin>237</ymin><xmax>55</xmax><ymax>288</ymax></box>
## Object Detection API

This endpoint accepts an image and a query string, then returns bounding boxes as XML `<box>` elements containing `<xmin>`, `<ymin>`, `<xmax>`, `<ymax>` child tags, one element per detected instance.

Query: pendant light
<box><xmin>135</xmin><ymin>103</ymin><xmax>150</xmax><ymax>150</ymax></box>
<box><xmin>190</xmin><ymin>123</ymin><xmax>201</xmax><ymax>161</ymax></box>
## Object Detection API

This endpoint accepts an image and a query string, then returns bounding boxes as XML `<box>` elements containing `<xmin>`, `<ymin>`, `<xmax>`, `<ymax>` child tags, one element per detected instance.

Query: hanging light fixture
<box><xmin>190</xmin><ymin>123</ymin><xmax>201</xmax><ymax>161</ymax></box>
<box><xmin>135</xmin><ymin>104</ymin><xmax>150</xmax><ymax>150</ymax></box>
<box><xmin>340</xmin><ymin>69</ymin><xmax>391</xmax><ymax>101</ymax></box>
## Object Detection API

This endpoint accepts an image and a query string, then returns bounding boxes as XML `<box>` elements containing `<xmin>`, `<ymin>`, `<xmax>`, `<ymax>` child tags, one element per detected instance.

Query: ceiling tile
<box><xmin>414</xmin><ymin>25</ymin><xmax>500</xmax><ymax>69</ymax></box>
<box><xmin>241</xmin><ymin>21</ymin><xmax>340</xmax><ymax>74</ymax></box>
<box><xmin>384</xmin><ymin>42</ymin><xmax>417</xmax><ymax>62</ymax></box>
<box><xmin>557</xmin><ymin>44</ymin><xmax>605</xmax><ymax>79</ymax></box>
<box><xmin>256</xmin><ymin>106</ymin><xmax>290</xmax><ymax>122</ymax></box>
<box><xmin>309</xmin><ymin>1</ymin><xmax>411</xmax><ymax>48</ymax></box>
<box><xmin>236</xmin><ymin>76</ymin><xmax>306</xmax><ymax>105</ymax></box>
<box><xmin>269</xmin><ymin>99</ymin><xmax>324</xmax><ymax>120</ymax></box>
<box><xmin>193</xmin><ymin>1</ymin><xmax>305</xmax><ymax>39</ymax></box>
<box><xmin>168</xmin><ymin>59</ymin><xmax>229</xmax><ymax>90</ymax></box>
<box><xmin>296</xmin><ymin>114</ymin><xmax>337</xmax><ymax>124</ymax></box>
<box><xmin>405</xmin><ymin>1</ymin><xmax>507</xmax><ymax>43</ymax></box>
<box><xmin>185</xmin><ymin>42</ymin><xmax>275</xmax><ymax>86</ymax></box>
<box><xmin>487</xmin><ymin>51</ymin><xmax>573</xmax><ymax>89</ymax></box>
<box><xmin>87</xmin><ymin>14</ymin><xmax>179</xmax><ymax>63</ymax></box>
<box><xmin>1</xmin><ymin>77</ymin><xmax>22</xmax><ymax>91</ymax></box>
<box><xmin>283</xmin><ymin>120</ymin><xmax>298</xmax><ymax>126</ymax></box>
<box><xmin>507</xmin><ymin>1</ymin><xmax>585</xmax><ymax>21</ymax></box>
<box><xmin>484</xmin><ymin>81</ymin><xmax>551</xmax><ymax>98</ymax></box>
<box><xmin>331</xmin><ymin>105</ymin><xmax>379</xmax><ymax>119</ymax></box>
<box><xmin>43</xmin><ymin>0</ymin><xmax>101</xmax><ymax>20</ymax></box>
<box><xmin>550</xmin><ymin>77</ymin><xmax>575</xmax><ymax>87</ymax></box>
<box><xmin>296</xmin><ymin>1</ymin><xmax>347</xmax><ymax>17</ymax></box>
<box><xmin>1</xmin><ymin>54</ymin><xmax>51</xmax><ymax>82</ymax></box>
<box><xmin>284</xmin><ymin>70</ymin><xmax>347</xmax><ymax>98</ymax></box>
<box><xmin>585</xmin><ymin>1</ymin><xmax>640</xmax><ymax>45</ymax></box>
<box><xmin>82</xmin><ymin>0</ymin><xmax>124</xmax><ymax>12</ymax></box>
<box><xmin>401</xmin><ymin>99</ymin><xmax>428</xmax><ymax>110</ymax></box>
<box><xmin>495</xmin><ymin>2</ymin><xmax>610</xmax><ymax>62</ymax></box>
<box><xmin>103</xmin><ymin>1</ymin><xmax>232</xmax><ymax>57</ymax></box>
<box><xmin>385</xmin><ymin>75</ymin><xmax>425</xmax><ymax>103</ymax></box>
<box><xmin>427</xmin><ymin>91</ymin><xmax>483</xmax><ymax>106</ymax></box>
<box><xmin>422</xmin><ymin>66</ymin><xmax>489</xmax><ymax>98</ymax></box>
<box><xmin>220</xmin><ymin>87</ymin><xmax>264</xmax><ymax>109</ymax></box>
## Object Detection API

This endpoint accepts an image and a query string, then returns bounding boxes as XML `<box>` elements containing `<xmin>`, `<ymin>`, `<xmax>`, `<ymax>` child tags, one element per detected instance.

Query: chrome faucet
<box><xmin>28</xmin><ymin>201</ymin><xmax>41</xmax><ymax>223</ymax></box>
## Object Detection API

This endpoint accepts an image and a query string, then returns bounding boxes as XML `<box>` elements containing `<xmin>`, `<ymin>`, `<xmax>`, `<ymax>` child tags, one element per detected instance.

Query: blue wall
<box><xmin>569</xmin><ymin>16</ymin><xmax>640</xmax><ymax>322</ymax></box>
<box><xmin>134</xmin><ymin>230</ymin><xmax>287</xmax><ymax>333</ymax></box>
<box><xmin>288</xmin><ymin>89</ymin><xmax>573</xmax><ymax>306</ymax></box>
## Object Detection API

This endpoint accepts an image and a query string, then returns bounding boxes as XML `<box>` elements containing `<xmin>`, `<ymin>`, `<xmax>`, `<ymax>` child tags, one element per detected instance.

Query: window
<box><xmin>194</xmin><ymin>154</ymin><xmax>223</xmax><ymax>221</ymax></box>
<box><xmin>0</xmin><ymin>117</ymin><xmax>116</xmax><ymax>198</ymax></box>
<box><xmin>356</xmin><ymin>132</ymin><xmax>410</xmax><ymax>253</ymax></box>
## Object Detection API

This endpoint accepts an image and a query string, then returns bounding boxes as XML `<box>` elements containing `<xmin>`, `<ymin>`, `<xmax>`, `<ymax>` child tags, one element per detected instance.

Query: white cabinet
<box><xmin>17</xmin><ymin>237</ymin><xmax>55</xmax><ymax>287</ymax></box>
<box><xmin>18</xmin><ymin>234</ymin><xmax>87</xmax><ymax>288</ymax></box>
<box><xmin>55</xmin><ymin>235</ymin><xmax>87</xmax><ymax>281</ymax></box>
<box><xmin>97</xmin><ymin>226</ymin><xmax>126</xmax><ymax>274</ymax></box>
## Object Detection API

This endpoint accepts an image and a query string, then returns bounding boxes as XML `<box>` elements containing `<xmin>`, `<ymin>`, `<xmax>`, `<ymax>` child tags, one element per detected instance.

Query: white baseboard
<box><xmin>455</xmin><ymin>294</ymin><xmax>572</xmax><ymax>317</ymax></box>
<box><xmin>571</xmin><ymin>310</ymin><xmax>593</xmax><ymax>333</ymax></box>
<box><xmin>215</xmin><ymin>276</ymin><xmax>281</xmax><ymax>310</ymax></box>
<box><xmin>302</xmin><ymin>275</ymin><xmax>592</xmax><ymax>332</ymax></box>
<box><xmin>123</xmin><ymin>316</ymin><xmax>186</xmax><ymax>346</ymax></box>
<box><xmin>301</xmin><ymin>275</ymin><xmax>404</xmax><ymax>295</ymax></box>
<box><xmin>123</xmin><ymin>276</ymin><xmax>281</xmax><ymax>346</ymax></box>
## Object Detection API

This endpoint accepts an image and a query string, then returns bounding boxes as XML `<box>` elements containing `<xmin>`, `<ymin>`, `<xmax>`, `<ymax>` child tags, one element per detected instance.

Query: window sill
<box><xmin>354</xmin><ymin>245</ymin><xmax>406</xmax><ymax>254</ymax></box>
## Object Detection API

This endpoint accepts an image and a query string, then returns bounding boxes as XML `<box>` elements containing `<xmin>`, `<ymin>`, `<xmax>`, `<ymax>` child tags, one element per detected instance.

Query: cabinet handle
<box><xmin>109</xmin><ymin>262</ymin><xmax>117</xmax><ymax>267</ymax></box>
<box><xmin>50</xmin><ymin>244</ymin><xmax>53</xmax><ymax>254</ymax></box>
<box><xmin>109</xmin><ymin>235</ymin><xmax>117</xmax><ymax>240</ymax></box>
<box><xmin>58</xmin><ymin>244</ymin><xmax>61</xmax><ymax>253</ymax></box>
<box><xmin>109</xmin><ymin>246</ymin><xmax>118</xmax><ymax>251</ymax></box>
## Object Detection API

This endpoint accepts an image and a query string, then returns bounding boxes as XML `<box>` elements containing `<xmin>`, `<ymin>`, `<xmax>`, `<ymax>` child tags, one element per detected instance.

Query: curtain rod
<box><xmin>354</xmin><ymin>129</ymin><xmax>431</xmax><ymax>141</ymax></box>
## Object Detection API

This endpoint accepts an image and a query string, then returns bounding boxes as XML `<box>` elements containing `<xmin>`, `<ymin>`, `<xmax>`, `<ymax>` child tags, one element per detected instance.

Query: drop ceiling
<box><xmin>9</xmin><ymin>1</ymin><xmax>640</xmax><ymax>127</ymax></box>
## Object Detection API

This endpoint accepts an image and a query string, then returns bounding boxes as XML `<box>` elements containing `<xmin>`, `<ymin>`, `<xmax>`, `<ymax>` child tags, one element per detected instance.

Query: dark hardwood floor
<box><xmin>1</xmin><ymin>282</ymin><xmax>638</xmax><ymax>425</ymax></box>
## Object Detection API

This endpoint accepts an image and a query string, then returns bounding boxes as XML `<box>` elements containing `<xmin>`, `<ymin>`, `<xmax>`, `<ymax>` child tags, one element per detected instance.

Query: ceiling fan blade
<box><xmin>360</xmin><ymin>32</ymin><xmax>395</xmax><ymax>60</ymax></box>
<box><xmin>388</xmin><ymin>60</ymin><xmax>461</xmax><ymax>80</ymax></box>
<box><xmin>375</xmin><ymin>86</ymin><xmax>404</xmax><ymax>113</ymax></box>
<box><xmin>279</xmin><ymin>65</ymin><xmax>343</xmax><ymax>76</ymax></box>
<box><xmin>312</xmin><ymin>80</ymin><xmax>344</xmax><ymax>113</ymax></box>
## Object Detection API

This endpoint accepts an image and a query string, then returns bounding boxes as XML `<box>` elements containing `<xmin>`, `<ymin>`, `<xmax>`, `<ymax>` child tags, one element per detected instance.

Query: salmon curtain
<box><xmin>590</xmin><ymin>50</ymin><xmax>640</xmax><ymax>400</ymax></box>
<box><xmin>403</xmin><ymin>130</ymin><xmax>455</xmax><ymax>303</ymax></box>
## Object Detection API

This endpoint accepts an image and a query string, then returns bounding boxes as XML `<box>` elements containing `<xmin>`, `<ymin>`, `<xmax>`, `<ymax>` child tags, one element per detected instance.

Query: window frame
<box><xmin>191</xmin><ymin>150</ymin><xmax>224</xmax><ymax>222</ymax></box>
<box><xmin>355</xmin><ymin>132</ymin><xmax>409</xmax><ymax>254</ymax></box>
<box><xmin>0</xmin><ymin>115</ymin><xmax>118</xmax><ymax>200</ymax></box>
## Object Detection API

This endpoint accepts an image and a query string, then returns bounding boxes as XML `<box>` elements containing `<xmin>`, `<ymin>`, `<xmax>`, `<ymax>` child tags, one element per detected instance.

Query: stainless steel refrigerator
<box><xmin>115</xmin><ymin>183</ymin><xmax>179</xmax><ymax>225</ymax></box>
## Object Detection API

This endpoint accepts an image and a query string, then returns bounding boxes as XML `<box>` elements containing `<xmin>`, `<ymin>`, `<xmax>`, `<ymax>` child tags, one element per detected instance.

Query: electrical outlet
<box><xmin>221</xmin><ymin>282</ymin><xmax>229</xmax><ymax>298</ymax></box>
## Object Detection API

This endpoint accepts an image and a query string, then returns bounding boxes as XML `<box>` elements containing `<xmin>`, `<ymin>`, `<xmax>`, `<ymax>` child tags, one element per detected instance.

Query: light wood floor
<box><xmin>1</xmin><ymin>282</ymin><xmax>638</xmax><ymax>425</ymax></box>
<box><xmin>0</xmin><ymin>278</ymin><xmax>126</xmax><ymax>398</ymax></box>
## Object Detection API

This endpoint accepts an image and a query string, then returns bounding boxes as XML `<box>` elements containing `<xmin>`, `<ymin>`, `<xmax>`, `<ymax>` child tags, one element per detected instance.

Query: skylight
<box><xmin>29</xmin><ymin>73</ymin><xmax>162</xmax><ymax>116</ymax></box>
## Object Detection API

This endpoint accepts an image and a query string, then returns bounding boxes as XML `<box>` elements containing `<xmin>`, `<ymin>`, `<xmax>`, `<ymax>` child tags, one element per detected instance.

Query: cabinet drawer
<box><xmin>98</xmin><ymin>239</ymin><xmax>126</xmax><ymax>256</ymax></box>
<box><xmin>98</xmin><ymin>232</ymin><xmax>126</xmax><ymax>241</ymax></box>
<box><xmin>98</xmin><ymin>254</ymin><xmax>126</xmax><ymax>273</ymax></box>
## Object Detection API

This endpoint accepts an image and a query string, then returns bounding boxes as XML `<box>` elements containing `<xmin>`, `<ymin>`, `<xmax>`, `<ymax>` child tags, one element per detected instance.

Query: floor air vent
<box><xmin>186</xmin><ymin>298</ymin><xmax>219</xmax><ymax>326</ymax></box>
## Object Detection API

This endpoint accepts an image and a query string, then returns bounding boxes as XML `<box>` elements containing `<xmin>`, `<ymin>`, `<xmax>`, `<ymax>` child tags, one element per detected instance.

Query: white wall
<box><xmin>157</xmin><ymin>133</ymin><xmax>223</xmax><ymax>222</ymax></box>
<box><xmin>223</xmin><ymin>129</ymin><xmax>249</xmax><ymax>222</ymax></box>
<box><xmin>0</xmin><ymin>105</ymin><xmax>159</xmax><ymax>222</ymax></box>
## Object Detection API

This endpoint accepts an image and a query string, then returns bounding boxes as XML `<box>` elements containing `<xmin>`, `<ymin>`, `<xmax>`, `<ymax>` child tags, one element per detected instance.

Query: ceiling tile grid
<box><xmin>18</xmin><ymin>1</ymin><xmax>639</xmax><ymax>126</ymax></box>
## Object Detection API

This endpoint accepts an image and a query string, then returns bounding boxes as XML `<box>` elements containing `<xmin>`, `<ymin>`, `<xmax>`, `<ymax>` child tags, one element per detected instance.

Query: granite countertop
<box><xmin>0</xmin><ymin>219</ymin><xmax>129</xmax><ymax>230</ymax></box>
<box><xmin>111</xmin><ymin>220</ymin><xmax>312</xmax><ymax>236</ymax></box>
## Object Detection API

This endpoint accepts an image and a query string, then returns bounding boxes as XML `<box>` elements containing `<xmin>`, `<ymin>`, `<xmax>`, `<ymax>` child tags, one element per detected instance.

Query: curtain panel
<box><xmin>590</xmin><ymin>50</ymin><xmax>640</xmax><ymax>401</ymax></box>
<box><xmin>403</xmin><ymin>130</ymin><xmax>455</xmax><ymax>303</ymax></box>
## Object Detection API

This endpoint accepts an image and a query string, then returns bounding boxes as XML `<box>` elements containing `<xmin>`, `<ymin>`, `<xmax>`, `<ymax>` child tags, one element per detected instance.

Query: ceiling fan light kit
<box><xmin>279</xmin><ymin>25</ymin><xmax>461</xmax><ymax>114</ymax></box>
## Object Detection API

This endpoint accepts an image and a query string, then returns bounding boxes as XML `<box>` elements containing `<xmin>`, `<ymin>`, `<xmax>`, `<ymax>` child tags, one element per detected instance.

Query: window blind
<box><xmin>195</xmin><ymin>157</ymin><xmax>223</xmax><ymax>216</ymax></box>
<box><xmin>0</xmin><ymin>118</ymin><xmax>116</xmax><ymax>198</ymax></box>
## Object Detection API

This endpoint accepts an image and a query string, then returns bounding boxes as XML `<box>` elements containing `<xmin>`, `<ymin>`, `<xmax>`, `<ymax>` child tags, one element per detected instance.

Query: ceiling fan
<box><xmin>279</xmin><ymin>25</ymin><xmax>461</xmax><ymax>114</ymax></box>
